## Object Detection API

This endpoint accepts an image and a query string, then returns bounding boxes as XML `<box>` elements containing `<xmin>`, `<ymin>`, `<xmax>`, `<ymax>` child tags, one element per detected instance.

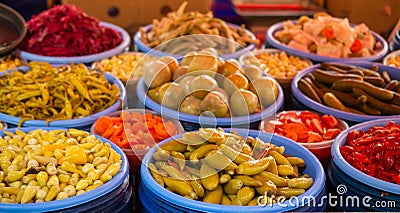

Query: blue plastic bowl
<box><xmin>136</xmin><ymin>77</ymin><xmax>284</xmax><ymax>131</ymax></box>
<box><xmin>0</xmin><ymin>66</ymin><xmax>126</xmax><ymax>129</ymax></box>
<box><xmin>19</xmin><ymin>22</ymin><xmax>130</xmax><ymax>64</ymax></box>
<box><xmin>141</xmin><ymin>129</ymin><xmax>326</xmax><ymax>212</ymax></box>
<box><xmin>332</xmin><ymin>118</ymin><xmax>400</xmax><ymax>195</ymax></box>
<box><xmin>0</xmin><ymin>127</ymin><xmax>129</xmax><ymax>212</ymax></box>
<box><xmin>134</xmin><ymin>23</ymin><xmax>257</xmax><ymax>59</ymax></box>
<box><xmin>266</xmin><ymin>20</ymin><xmax>388</xmax><ymax>62</ymax></box>
<box><xmin>291</xmin><ymin>61</ymin><xmax>400</xmax><ymax>123</ymax></box>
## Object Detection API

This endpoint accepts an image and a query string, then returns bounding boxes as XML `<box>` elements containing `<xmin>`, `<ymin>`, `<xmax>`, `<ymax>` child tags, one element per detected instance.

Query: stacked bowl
<box><xmin>330</xmin><ymin>119</ymin><xmax>400</xmax><ymax>211</ymax></box>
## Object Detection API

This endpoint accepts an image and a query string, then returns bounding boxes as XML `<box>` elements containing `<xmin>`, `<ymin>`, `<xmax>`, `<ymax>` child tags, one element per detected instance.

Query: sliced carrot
<box><xmin>323</xmin><ymin>128</ymin><xmax>341</xmax><ymax>140</ymax></box>
<box><xmin>297</xmin><ymin>131</ymin><xmax>311</xmax><ymax>141</ymax></box>
<box><xmin>120</xmin><ymin>110</ymin><xmax>131</xmax><ymax>121</ymax></box>
<box><xmin>130</xmin><ymin>112</ymin><xmax>144</xmax><ymax>122</ymax></box>
<box><xmin>152</xmin><ymin>115</ymin><xmax>163</xmax><ymax>123</ymax></box>
<box><xmin>119</xmin><ymin>138</ymin><xmax>129</xmax><ymax>147</ymax></box>
<box><xmin>285</xmin><ymin>132</ymin><xmax>298</xmax><ymax>141</ymax></box>
<box><xmin>95</xmin><ymin>116</ymin><xmax>114</xmax><ymax>133</ymax></box>
<box><xmin>310</xmin><ymin>118</ymin><xmax>324</xmax><ymax>135</ymax></box>
<box><xmin>110</xmin><ymin>117</ymin><xmax>123</xmax><ymax>124</ymax></box>
<box><xmin>146</xmin><ymin>120</ymin><xmax>157</xmax><ymax>130</ymax></box>
<box><xmin>123</xmin><ymin>122</ymin><xmax>132</xmax><ymax>130</ymax></box>
<box><xmin>321</xmin><ymin>114</ymin><xmax>338</xmax><ymax>128</ymax></box>
<box><xmin>155</xmin><ymin>123</ymin><xmax>170</xmax><ymax>139</ymax></box>
<box><xmin>282</xmin><ymin>123</ymin><xmax>304</xmax><ymax>134</ymax></box>
<box><xmin>307</xmin><ymin>133</ymin><xmax>323</xmax><ymax>143</ymax></box>
<box><xmin>164</xmin><ymin>121</ymin><xmax>177</xmax><ymax>136</ymax></box>
<box><xmin>131</xmin><ymin>122</ymin><xmax>146</xmax><ymax>134</ymax></box>
<box><xmin>102</xmin><ymin>126</ymin><xmax>115</xmax><ymax>139</ymax></box>
<box><xmin>109</xmin><ymin>135</ymin><xmax>122</xmax><ymax>145</ymax></box>
<box><xmin>279</xmin><ymin>111</ymin><xmax>298</xmax><ymax>123</ymax></box>
<box><xmin>112</xmin><ymin>123</ymin><xmax>124</xmax><ymax>137</ymax></box>
<box><xmin>144</xmin><ymin>113</ymin><xmax>153</xmax><ymax>121</ymax></box>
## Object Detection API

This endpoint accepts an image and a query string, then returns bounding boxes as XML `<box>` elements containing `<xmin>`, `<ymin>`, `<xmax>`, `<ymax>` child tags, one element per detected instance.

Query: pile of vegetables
<box><xmin>263</xmin><ymin>111</ymin><xmax>343</xmax><ymax>143</ymax></box>
<box><xmin>0</xmin><ymin>129</ymin><xmax>122</xmax><ymax>204</ymax></box>
<box><xmin>20</xmin><ymin>4</ymin><xmax>122</xmax><ymax>57</ymax></box>
<box><xmin>145</xmin><ymin>48</ymin><xmax>279</xmax><ymax>117</ymax></box>
<box><xmin>149</xmin><ymin>128</ymin><xmax>314</xmax><ymax>205</ymax></box>
<box><xmin>298</xmin><ymin>62</ymin><xmax>400</xmax><ymax>116</ymax></box>
<box><xmin>139</xmin><ymin>1</ymin><xmax>259</xmax><ymax>55</ymax></box>
<box><xmin>94</xmin><ymin>111</ymin><xmax>180</xmax><ymax>150</ymax></box>
<box><xmin>340</xmin><ymin>121</ymin><xmax>400</xmax><ymax>184</ymax></box>
<box><xmin>0</xmin><ymin>62</ymin><xmax>121</xmax><ymax>126</ymax></box>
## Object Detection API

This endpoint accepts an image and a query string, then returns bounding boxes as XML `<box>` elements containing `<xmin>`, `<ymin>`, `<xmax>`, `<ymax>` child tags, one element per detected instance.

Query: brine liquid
<box><xmin>0</xmin><ymin>19</ymin><xmax>19</xmax><ymax>46</ymax></box>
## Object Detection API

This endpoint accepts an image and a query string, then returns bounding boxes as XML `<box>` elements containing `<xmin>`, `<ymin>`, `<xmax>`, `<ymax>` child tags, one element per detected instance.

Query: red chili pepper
<box><xmin>350</xmin><ymin>38</ymin><xmax>362</xmax><ymax>53</ymax></box>
<box><xmin>343</xmin><ymin>122</ymin><xmax>400</xmax><ymax>185</ymax></box>
<box><xmin>323</xmin><ymin>27</ymin><xmax>335</xmax><ymax>39</ymax></box>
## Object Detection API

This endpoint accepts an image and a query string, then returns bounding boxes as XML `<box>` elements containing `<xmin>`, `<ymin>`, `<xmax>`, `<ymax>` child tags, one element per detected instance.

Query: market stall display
<box><xmin>266</xmin><ymin>13</ymin><xmax>388</xmax><ymax>62</ymax></box>
<box><xmin>91</xmin><ymin>109</ymin><xmax>184</xmax><ymax>173</ymax></box>
<box><xmin>291</xmin><ymin>62</ymin><xmax>400</xmax><ymax>123</ymax></box>
<box><xmin>18</xmin><ymin>5</ymin><xmax>130</xmax><ymax>64</ymax></box>
<box><xmin>261</xmin><ymin>110</ymin><xmax>348</xmax><ymax>164</ymax></box>
<box><xmin>0</xmin><ymin>3</ymin><xmax>26</xmax><ymax>57</ymax></box>
<box><xmin>0</xmin><ymin>127</ymin><xmax>131</xmax><ymax>212</ymax></box>
<box><xmin>91</xmin><ymin>52</ymin><xmax>157</xmax><ymax>83</ymax></box>
<box><xmin>140</xmin><ymin>128</ymin><xmax>326</xmax><ymax>212</ymax></box>
<box><xmin>383</xmin><ymin>49</ymin><xmax>400</xmax><ymax>68</ymax></box>
<box><xmin>0</xmin><ymin>62</ymin><xmax>125</xmax><ymax>129</ymax></box>
<box><xmin>330</xmin><ymin>119</ymin><xmax>400</xmax><ymax>211</ymax></box>
<box><xmin>239</xmin><ymin>49</ymin><xmax>312</xmax><ymax>88</ymax></box>
<box><xmin>1</xmin><ymin>0</ymin><xmax>399</xmax><ymax>211</ymax></box>
<box><xmin>137</xmin><ymin>49</ymin><xmax>283</xmax><ymax>130</ymax></box>
<box><xmin>134</xmin><ymin>1</ymin><xmax>259</xmax><ymax>59</ymax></box>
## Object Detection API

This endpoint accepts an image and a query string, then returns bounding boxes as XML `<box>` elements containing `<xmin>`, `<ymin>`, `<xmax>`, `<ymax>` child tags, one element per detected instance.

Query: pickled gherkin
<box><xmin>148</xmin><ymin>128</ymin><xmax>314</xmax><ymax>205</ymax></box>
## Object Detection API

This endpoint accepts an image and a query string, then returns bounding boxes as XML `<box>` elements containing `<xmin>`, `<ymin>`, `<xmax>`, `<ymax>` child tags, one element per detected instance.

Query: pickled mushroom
<box><xmin>158</xmin><ymin>82</ymin><xmax>185</xmax><ymax>110</ymax></box>
<box><xmin>223</xmin><ymin>73</ymin><xmax>249</xmax><ymax>96</ymax></box>
<box><xmin>178</xmin><ymin>75</ymin><xmax>195</xmax><ymax>94</ymax></box>
<box><xmin>250</xmin><ymin>77</ymin><xmax>278</xmax><ymax>107</ymax></box>
<box><xmin>189</xmin><ymin>75</ymin><xmax>218</xmax><ymax>99</ymax></box>
<box><xmin>244</xmin><ymin>65</ymin><xmax>263</xmax><ymax>81</ymax></box>
<box><xmin>179</xmin><ymin>95</ymin><xmax>202</xmax><ymax>115</ymax></box>
<box><xmin>230</xmin><ymin>89</ymin><xmax>259</xmax><ymax>116</ymax></box>
<box><xmin>172</xmin><ymin>66</ymin><xmax>189</xmax><ymax>81</ymax></box>
<box><xmin>144</xmin><ymin>60</ymin><xmax>172</xmax><ymax>88</ymax></box>
<box><xmin>200</xmin><ymin>91</ymin><xmax>229</xmax><ymax>117</ymax></box>
<box><xmin>159</xmin><ymin>56</ymin><xmax>179</xmax><ymax>72</ymax></box>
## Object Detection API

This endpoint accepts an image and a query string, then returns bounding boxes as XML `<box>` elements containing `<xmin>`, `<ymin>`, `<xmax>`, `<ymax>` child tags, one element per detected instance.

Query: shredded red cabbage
<box><xmin>20</xmin><ymin>4</ymin><xmax>123</xmax><ymax>57</ymax></box>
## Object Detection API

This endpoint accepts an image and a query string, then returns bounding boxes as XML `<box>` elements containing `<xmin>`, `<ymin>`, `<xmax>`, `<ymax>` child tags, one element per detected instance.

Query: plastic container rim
<box><xmin>133</xmin><ymin>23</ymin><xmax>257</xmax><ymax>59</ymax></box>
<box><xmin>0</xmin><ymin>127</ymin><xmax>129</xmax><ymax>211</ymax></box>
<box><xmin>136</xmin><ymin>77</ymin><xmax>284</xmax><ymax>126</ymax></box>
<box><xmin>266</xmin><ymin>20</ymin><xmax>388</xmax><ymax>62</ymax></box>
<box><xmin>383</xmin><ymin>49</ymin><xmax>400</xmax><ymax>67</ymax></box>
<box><xmin>291</xmin><ymin>61</ymin><xmax>400</xmax><ymax>123</ymax></box>
<box><xmin>331</xmin><ymin>118</ymin><xmax>400</xmax><ymax>194</ymax></box>
<box><xmin>19</xmin><ymin>22</ymin><xmax>131</xmax><ymax>64</ymax></box>
<box><xmin>141</xmin><ymin>129</ymin><xmax>326</xmax><ymax>212</ymax></box>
